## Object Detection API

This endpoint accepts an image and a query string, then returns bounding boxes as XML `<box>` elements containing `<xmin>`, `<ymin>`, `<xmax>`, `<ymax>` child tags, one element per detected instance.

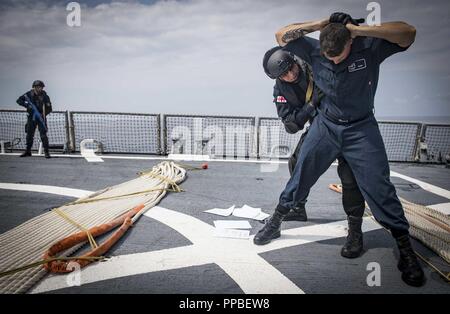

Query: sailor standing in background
<box><xmin>16</xmin><ymin>80</ymin><xmax>52</xmax><ymax>158</ymax></box>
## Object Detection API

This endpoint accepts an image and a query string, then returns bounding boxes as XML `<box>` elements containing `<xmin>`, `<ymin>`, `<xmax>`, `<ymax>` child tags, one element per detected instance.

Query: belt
<box><xmin>320</xmin><ymin>109</ymin><xmax>372</xmax><ymax>125</ymax></box>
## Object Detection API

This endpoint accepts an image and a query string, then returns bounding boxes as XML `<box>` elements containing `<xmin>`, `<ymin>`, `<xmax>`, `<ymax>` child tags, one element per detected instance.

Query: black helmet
<box><xmin>263</xmin><ymin>47</ymin><xmax>295</xmax><ymax>79</ymax></box>
<box><xmin>32</xmin><ymin>80</ymin><xmax>45</xmax><ymax>88</ymax></box>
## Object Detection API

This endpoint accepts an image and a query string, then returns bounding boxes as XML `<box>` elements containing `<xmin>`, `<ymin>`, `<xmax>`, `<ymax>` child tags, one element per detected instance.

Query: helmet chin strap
<box><xmin>291</xmin><ymin>75</ymin><xmax>301</xmax><ymax>84</ymax></box>
<box><xmin>288</xmin><ymin>64</ymin><xmax>303</xmax><ymax>85</ymax></box>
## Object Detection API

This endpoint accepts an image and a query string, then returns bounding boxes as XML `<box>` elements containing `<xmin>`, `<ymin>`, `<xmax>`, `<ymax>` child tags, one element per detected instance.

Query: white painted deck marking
<box><xmin>80</xmin><ymin>139</ymin><xmax>104</xmax><ymax>162</ymax></box>
<box><xmin>0</xmin><ymin>183</ymin><xmax>378</xmax><ymax>294</ymax></box>
<box><xmin>0</xmin><ymin>183</ymin><xmax>91</xmax><ymax>198</ymax></box>
<box><xmin>2</xmin><ymin>169</ymin><xmax>449</xmax><ymax>293</ymax></box>
<box><xmin>31</xmin><ymin>207</ymin><xmax>381</xmax><ymax>294</ymax></box>
<box><xmin>81</xmin><ymin>151</ymin><xmax>104</xmax><ymax>162</ymax></box>
<box><xmin>1</xmin><ymin>153</ymin><xmax>288</xmax><ymax>164</ymax></box>
<box><xmin>390</xmin><ymin>171</ymin><xmax>450</xmax><ymax>200</ymax></box>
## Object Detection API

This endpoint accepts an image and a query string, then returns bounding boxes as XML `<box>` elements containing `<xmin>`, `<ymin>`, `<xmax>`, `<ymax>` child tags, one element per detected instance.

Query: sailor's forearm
<box><xmin>17</xmin><ymin>96</ymin><xmax>27</xmax><ymax>108</ymax></box>
<box><xmin>349</xmin><ymin>22</ymin><xmax>416</xmax><ymax>47</ymax></box>
<box><xmin>276</xmin><ymin>18</ymin><xmax>329</xmax><ymax>46</ymax></box>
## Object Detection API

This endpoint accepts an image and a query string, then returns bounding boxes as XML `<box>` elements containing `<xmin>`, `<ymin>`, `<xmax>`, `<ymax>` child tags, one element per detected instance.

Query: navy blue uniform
<box><xmin>273</xmin><ymin>59</ymin><xmax>365</xmax><ymax>217</ymax></box>
<box><xmin>278</xmin><ymin>36</ymin><xmax>410</xmax><ymax>234</ymax></box>
<box><xmin>273</xmin><ymin>60</ymin><xmax>315</xmax><ymax>135</ymax></box>
<box><xmin>17</xmin><ymin>90</ymin><xmax>52</xmax><ymax>151</ymax></box>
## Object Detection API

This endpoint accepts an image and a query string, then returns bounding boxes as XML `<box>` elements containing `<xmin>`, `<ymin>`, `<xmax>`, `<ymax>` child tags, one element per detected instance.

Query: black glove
<box><xmin>283</xmin><ymin>114</ymin><xmax>302</xmax><ymax>134</ymax></box>
<box><xmin>329</xmin><ymin>12</ymin><xmax>364</xmax><ymax>26</ymax></box>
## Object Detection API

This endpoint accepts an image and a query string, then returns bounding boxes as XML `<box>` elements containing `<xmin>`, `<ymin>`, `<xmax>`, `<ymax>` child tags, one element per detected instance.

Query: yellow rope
<box><xmin>0</xmin><ymin>168</ymin><xmax>185</xmax><ymax>279</ymax></box>
<box><xmin>65</xmin><ymin>186</ymin><xmax>181</xmax><ymax>206</ymax></box>
<box><xmin>366</xmin><ymin>215</ymin><xmax>449</xmax><ymax>282</ymax></box>
<box><xmin>46</xmin><ymin>170</ymin><xmax>184</xmax><ymax>251</ymax></box>
<box><xmin>2</xmin><ymin>195</ymin><xmax>161</xmax><ymax>279</ymax></box>
<box><xmin>0</xmin><ymin>161</ymin><xmax>187</xmax><ymax>293</ymax></box>
<box><xmin>61</xmin><ymin>169</ymin><xmax>185</xmax><ymax>207</ymax></box>
<box><xmin>0</xmin><ymin>256</ymin><xmax>105</xmax><ymax>278</ymax></box>
<box><xmin>52</xmin><ymin>208</ymin><xmax>98</xmax><ymax>249</ymax></box>
<box><xmin>138</xmin><ymin>170</ymin><xmax>183</xmax><ymax>192</ymax></box>
<box><xmin>46</xmin><ymin>170</ymin><xmax>185</xmax><ymax>252</ymax></box>
<box><xmin>414</xmin><ymin>251</ymin><xmax>450</xmax><ymax>282</ymax></box>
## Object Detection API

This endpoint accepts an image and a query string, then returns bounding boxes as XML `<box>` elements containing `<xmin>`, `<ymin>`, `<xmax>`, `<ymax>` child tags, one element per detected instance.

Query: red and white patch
<box><xmin>276</xmin><ymin>96</ymin><xmax>287</xmax><ymax>103</ymax></box>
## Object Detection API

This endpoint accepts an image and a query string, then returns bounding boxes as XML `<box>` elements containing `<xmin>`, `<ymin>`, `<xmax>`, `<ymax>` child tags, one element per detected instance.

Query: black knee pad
<box><xmin>337</xmin><ymin>159</ymin><xmax>356</xmax><ymax>186</ymax></box>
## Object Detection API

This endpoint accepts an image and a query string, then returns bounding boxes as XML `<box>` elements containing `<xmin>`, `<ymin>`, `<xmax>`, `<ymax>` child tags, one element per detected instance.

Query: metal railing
<box><xmin>0</xmin><ymin>110</ymin><xmax>68</xmax><ymax>151</ymax></box>
<box><xmin>1</xmin><ymin>110</ymin><xmax>448</xmax><ymax>163</ymax></box>
<box><xmin>377</xmin><ymin>121</ymin><xmax>422</xmax><ymax>162</ymax></box>
<box><xmin>69</xmin><ymin>111</ymin><xmax>161</xmax><ymax>154</ymax></box>
<box><xmin>421</xmin><ymin>124</ymin><xmax>450</xmax><ymax>163</ymax></box>
<box><xmin>163</xmin><ymin>114</ymin><xmax>256</xmax><ymax>158</ymax></box>
<box><xmin>258</xmin><ymin>117</ymin><xmax>307</xmax><ymax>159</ymax></box>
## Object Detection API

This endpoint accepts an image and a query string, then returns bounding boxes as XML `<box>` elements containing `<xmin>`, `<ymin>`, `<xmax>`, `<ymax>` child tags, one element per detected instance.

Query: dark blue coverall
<box><xmin>273</xmin><ymin>60</ymin><xmax>365</xmax><ymax>217</ymax></box>
<box><xmin>278</xmin><ymin>35</ymin><xmax>410</xmax><ymax>235</ymax></box>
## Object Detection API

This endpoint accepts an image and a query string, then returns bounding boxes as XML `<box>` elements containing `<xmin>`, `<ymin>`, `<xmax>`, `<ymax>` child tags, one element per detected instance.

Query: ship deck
<box><xmin>0</xmin><ymin>154</ymin><xmax>449</xmax><ymax>294</ymax></box>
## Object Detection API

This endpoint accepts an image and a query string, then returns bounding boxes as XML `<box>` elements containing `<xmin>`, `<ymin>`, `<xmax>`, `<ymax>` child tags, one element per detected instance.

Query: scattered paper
<box><xmin>213</xmin><ymin>228</ymin><xmax>250</xmax><ymax>239</ymax></box>
<box><xmin>214</xmin><ymin>220</ymin><xmax>252</xmax><ymax>229</ymax></box>
<box><xmin>252</xmin><ymin>212</ymin><xmax>270</xmax><ymax>221</ymax></box>
<box><xmin>204</xmin><ymin>205</ymin><xmax>235</xmax><ymax>217</ymax></box>
<box><xmin>232</xmin><ymin>205</ymin><xmax>261</xmax><ymax>219</ymax></box>
<box><xmin>204</xmin><ymin>204</ymin><xmax>271</xmax><ymax>222</ymax></box>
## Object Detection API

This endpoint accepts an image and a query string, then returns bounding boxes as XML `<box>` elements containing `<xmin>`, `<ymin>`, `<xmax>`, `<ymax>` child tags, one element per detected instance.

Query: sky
<box><xmin>0</xmin><ymin>0</ymin><xmax>449</xmax><ymax>122</ymax></box>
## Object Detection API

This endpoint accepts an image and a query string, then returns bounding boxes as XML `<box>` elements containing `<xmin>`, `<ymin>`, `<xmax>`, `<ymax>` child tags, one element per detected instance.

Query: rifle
<box><xmin>24</xmin><ymin>94</ymin><xmax>47</xmax><ymax>132</ymax></box>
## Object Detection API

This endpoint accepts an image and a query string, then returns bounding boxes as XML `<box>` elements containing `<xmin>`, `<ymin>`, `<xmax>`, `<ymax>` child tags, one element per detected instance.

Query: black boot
<box><xmin>396</xmin><ymin>234</ymin><xmax>425</xmax><ymax>287</ymax></box>
<box><xmin>254</xmin><ymin>206</ymin><xmax>287</xmax><ymax>245</ymax></box>
<box><xmin>20</xmin><ymin>150</ymin><xmax>32</xmax><ymax>157</ymax></box>
<box><xmin>283</xmin><ymin>205</ymin><xmax>307</xmax><ymax>221</ymax></box>
<box><xmin>341</xmin><ymin>216</ymin><xmax>363</xmax><ymax>258</ymax></box>
<box><xmin>44</xmin><ymin>150</ymin><xmax>51</xmax><ymax>159</ymax></box>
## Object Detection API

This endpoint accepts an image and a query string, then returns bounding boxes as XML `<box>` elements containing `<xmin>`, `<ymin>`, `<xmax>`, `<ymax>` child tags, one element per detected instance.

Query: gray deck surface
<box><xmin>0</xmin><ymin>154</ymin><xmax>449</xmax><ymax>294</ymax></box>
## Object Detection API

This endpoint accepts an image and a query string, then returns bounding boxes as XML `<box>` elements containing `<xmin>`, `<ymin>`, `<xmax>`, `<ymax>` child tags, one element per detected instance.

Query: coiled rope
<box><xmin>0</xmin><ymin>161</ymin><xmax>186</xmax><ymax>294</ymax></box>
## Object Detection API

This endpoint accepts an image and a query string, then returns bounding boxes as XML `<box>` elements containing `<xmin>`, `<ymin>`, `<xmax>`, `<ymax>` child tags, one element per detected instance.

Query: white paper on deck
<box><xmin>204</xmin><ymin>205</ymin><xmax>235</xmax><ymax>217</ymax></box>
<box><xmin>213</xmin><ymin>228</ymin><xmax>250</xmax><ymax>239</ymax></box>
<box><xmin>232</xmin><ymin>205</ymin><xmax>261</xmax><ymax>219</ymax></box>
<box><xmin>213</xmin><ymin>220</ymin><xmax>252</xmax><ymax>229</ymax></box>
<box><xmin>252</xmin><ymin>212</ymin><xmax>270</xmax><ymax>221</ymax></box>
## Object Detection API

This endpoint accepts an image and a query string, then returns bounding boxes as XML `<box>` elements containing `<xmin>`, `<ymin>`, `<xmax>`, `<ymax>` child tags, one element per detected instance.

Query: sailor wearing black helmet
<box><xmin>260</xmin><ymin>46</ymin><xmax>366</xmax><ymax>259</ymax></box>
<box><xmin>16</xmin><ymin>80</ymin><xmax>53</xmax><ymax>158</ymax></box>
